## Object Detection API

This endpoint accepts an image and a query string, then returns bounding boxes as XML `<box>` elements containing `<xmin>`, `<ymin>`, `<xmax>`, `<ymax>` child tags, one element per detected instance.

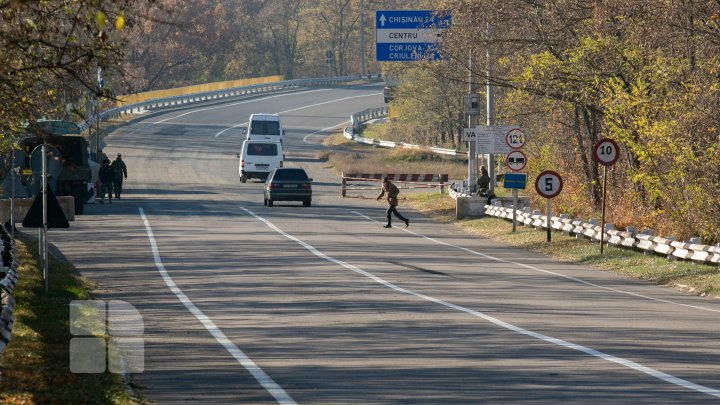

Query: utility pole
<box><xmin>96</xmin><ymin>67</ymin><xmax>103</xmax><ymax>162</ymax></box>
<box><xmin>486</xmin><ymin>22</ymin><xmax>496</xmax><ymax>195</ymax></box>
<box><xmin>467</xmin><ymin>51</ymin><xmax>478</xmax><ymax>194</ymax></box>
<box><xmin>360</xmin><ymin>0</ymin><xmax>366</xmax><ymax>76</ymax></box>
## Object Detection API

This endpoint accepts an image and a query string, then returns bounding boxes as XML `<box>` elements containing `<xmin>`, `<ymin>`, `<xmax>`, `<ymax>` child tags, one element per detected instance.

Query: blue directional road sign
<box><xmin>503</xmin><ymin>173</ymin><xmax>528</xmax><ymax>190</ymax></box>
<box><xmin>376</xmin><ymin>10</ymin><xmax>451</xmax><ymax>62</ymax></box>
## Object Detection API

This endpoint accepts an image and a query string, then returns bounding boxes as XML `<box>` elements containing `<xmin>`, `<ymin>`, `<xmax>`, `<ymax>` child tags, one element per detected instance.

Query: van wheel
<box><xmin>267</xmin><ymin>199</ymin><xmax>273</xmax><ymax>207</ymax></box>
<box><xmin>240</xmin><ymin>175</ymin><xmax>247</xmax><ymax>183</ymax></box>
<box><xmin>303</xmin><ymin>199</ymin><xmax>311</xmax><ymax>207</ymax></box>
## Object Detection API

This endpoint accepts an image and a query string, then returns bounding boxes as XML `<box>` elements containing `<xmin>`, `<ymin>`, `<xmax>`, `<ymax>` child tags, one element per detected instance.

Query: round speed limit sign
<box><xmin>505</xmin><ymin>128</ymin><xmax>527</xmax><ymax>149</ymax></box>
<box><xmin>535</xmin><ymin>170</ymin><xmax>563</xmax><ymax>198</ymax></box>
<box><xmin>593</xmin><ymin>138</ymin><xmax>620</xmax><ymax>166</ymax></box>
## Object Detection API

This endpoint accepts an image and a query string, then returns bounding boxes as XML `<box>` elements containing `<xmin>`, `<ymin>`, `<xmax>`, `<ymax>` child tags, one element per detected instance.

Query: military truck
<box><xmin>18</xmin><ymin>121</ymin><xmax>92</xmax><ymax>215</ymax></box>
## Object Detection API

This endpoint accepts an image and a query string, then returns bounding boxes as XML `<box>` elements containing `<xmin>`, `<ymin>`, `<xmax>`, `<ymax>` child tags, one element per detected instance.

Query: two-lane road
<box><xmin>44</xmin><ymin>84</ymin><xmax>720</xmax><ymax>404</ymax></box>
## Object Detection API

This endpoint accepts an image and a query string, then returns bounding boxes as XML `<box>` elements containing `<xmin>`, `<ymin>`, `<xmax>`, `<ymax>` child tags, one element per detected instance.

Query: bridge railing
<box><xmin>78</xmin><ymin>74</ymin><xmax>382</xmax><ymax>133</ymax></box>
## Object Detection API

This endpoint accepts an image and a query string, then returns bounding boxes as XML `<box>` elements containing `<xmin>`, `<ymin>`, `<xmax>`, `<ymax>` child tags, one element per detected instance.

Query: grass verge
<box><xmin>0</xmin><ymin>235</ymin><xmax>138</xmax><ymax>404</ymax></box>
<box><xmin>405</xmin><ymin>192</ymin><xmax>720</xmax><ymax>299</ymax></box>
<box><xmin>320</xmin><ymin>133</ymin><xmax>467</xmax><ymax>179</ymax></box>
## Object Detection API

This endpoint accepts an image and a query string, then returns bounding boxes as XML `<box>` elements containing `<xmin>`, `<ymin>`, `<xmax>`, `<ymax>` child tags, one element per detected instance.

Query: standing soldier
<box><xmin>111</xmin><ymin>153</ymin><xmax>127</xmax><ymax>199</ymax></box>
<box><xmin>376</xmin><ymin>177</ymin><xmax>410</xmax><ymax>228</ymax></box>
<box><xmin>98</xmin><ymin>158</ymin><xmax>114</xmax><ymax>204</ymax></box>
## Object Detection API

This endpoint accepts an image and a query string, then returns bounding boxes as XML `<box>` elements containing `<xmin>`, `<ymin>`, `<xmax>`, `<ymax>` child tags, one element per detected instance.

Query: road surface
<box><xmin>40</xmin><ymin>83</ymin><xmax>720</xmax><ymax>404</ymax></box>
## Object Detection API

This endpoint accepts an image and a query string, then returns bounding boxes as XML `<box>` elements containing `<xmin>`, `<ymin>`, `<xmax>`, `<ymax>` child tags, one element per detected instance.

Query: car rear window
<box><xmin>273</xmin><ymin>169</ymin><xmax>308</xmax><ymax>181</ymax></box>
<box><xmin>246</xmin><ymin>143</ymin><xmax>278</xmax><ymax>156</ymax></box>
<box><xmin>250</xmin><ymin>120</ymin><xmax>280</xmax><ymax>135</ymax></box>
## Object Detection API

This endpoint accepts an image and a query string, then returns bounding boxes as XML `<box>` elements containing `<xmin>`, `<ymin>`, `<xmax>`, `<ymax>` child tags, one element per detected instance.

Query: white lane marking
<box><xmin>240</xmin><ymin>206</ymin><xmax>720</xmax><ymax>399</ymax></box>
<box><xmin>276</xmin><ymin>93</ymin><xmax>382</xmax><ymax>115</ymax></box>
<box><xmin>214</xmin><ymin>92</ymin><xmax>379</xmax><ymax>138</ymax></box>
<box><xmin>215</xmin><ymin>121</ymin><xmax>248</xmax><ymax>138</ymax></box>
<box><xmin>155</xmin><ymin>89</ymin><xmax>329</xmax><ymax>125</ymax></box>
<box><xmin>303</xmin><ymin>121</ymin><xmax>350</xmax><ymax>143</ymax></box>
<box><xmin>139</xmin><ymin>208</ymin><xmax>296</xmax><ymax>405</ymax></box>
<box><xmin>353</xmin><ymin>212</ymin><xmax>720</xmax><ymax>314</ymax></box>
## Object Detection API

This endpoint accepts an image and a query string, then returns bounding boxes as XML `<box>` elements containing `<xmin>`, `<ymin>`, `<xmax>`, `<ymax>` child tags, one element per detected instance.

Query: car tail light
<box><xmin>301</xmin><ymin>183</ymin><xmax>311</xmax><ymax>189</ymax></box>
<box><xmin>240</xmin><ymin>160</ymin><xmax>245</xmax><ymax>169</ymax></box>
<box><xmin>268</xmin><ymin>182</ymin><xmax>276</xmax><ymax>189</ymax></box>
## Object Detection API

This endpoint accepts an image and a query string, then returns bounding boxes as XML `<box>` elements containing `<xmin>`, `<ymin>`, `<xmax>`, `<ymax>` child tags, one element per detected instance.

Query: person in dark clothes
<box><xmin>98</xmin><ymin>158</ymin><xmax>114</xmax><ymax>204</ymax></box>
<box><xmin>110</xmin><ymin>153</ymin><xmax>128</xmax><ymax>199</ymax></box>
<box><xmin>376</xmin><ymin>177</ymin><xmax>409</xmax><ymax>228</ymax></box>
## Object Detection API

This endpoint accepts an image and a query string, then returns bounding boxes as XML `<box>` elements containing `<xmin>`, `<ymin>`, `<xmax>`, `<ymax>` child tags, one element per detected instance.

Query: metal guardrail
<box><xmin>0</xmin><ymin>226</ymin><xmax>18</xmax><ymax>353</ymax></box>
<box><xmin>79</xmin><ymin>74</ymin><xmax>382</xmax><ymax>133</ymax></box>
<box><xmin>344</xmin><ymin>113</ymin><xmax>467</xmax><ymax>157</ymax></box>
<box><xmin>482</xmin><ymin>203</ymin><xmax>720</xmax><ymax>267</ymax></box>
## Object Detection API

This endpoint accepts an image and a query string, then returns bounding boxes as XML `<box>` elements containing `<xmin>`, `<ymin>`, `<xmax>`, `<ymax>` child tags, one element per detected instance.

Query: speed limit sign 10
<box><xmin>593</xmin><ymin>138</ymin><xmax>620</xmax><ymax>166</ymax></box>
<box><xmin>535</xmin><ymin>170</ymin><xmax>563</xmax><ymax>198</ymax></box>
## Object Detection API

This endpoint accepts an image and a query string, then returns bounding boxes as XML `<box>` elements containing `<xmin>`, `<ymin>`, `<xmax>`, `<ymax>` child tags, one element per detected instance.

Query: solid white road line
<box><xmin>352</xmin><ymin>211</ymin><xmax>720</xmax><ymax>314</ymax></box>
<box><xmin>240</xmin><ymin>206</ymin><xmax>720</xmax><ymax>399</ymax></box>
<box><xmin>139</xmin><ymin>208</ymin><xmax>296</xmax><ymax>405</ymax></box>
<box><xmin>214</xmin><ymin>92</ymin><xmax>380</xmax><ymax>138</ymax></box>
<box><xmin>303</xmin><ymin>121</ymin><xmax>350</xmax><ymax>143</ymax></box>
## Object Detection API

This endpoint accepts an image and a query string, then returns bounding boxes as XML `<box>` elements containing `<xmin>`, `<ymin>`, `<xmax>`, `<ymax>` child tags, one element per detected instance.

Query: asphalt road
<box><xmin>37</xmin><ymin>83</ymin><xmax>720</xmax><ymax>404</ymax></box>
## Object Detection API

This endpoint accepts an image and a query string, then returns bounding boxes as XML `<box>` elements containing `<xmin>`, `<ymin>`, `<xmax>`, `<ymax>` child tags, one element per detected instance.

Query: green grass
<box><xmin>406</xmin><ymin>192</ymin><xmax>720</xmax><ymax>298</ymax></box>
<box><xmin>0</xmin><ymin>236</ymin><xmax>138</xmax><ymax>404</ymax></box>
<box><xmin>320</xmin><ymin>134</ymin><xmax>467</xmax><ymax>179</ymax></box>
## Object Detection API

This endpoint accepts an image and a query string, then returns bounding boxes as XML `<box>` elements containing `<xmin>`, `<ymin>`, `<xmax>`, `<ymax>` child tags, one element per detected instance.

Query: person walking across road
<box><xmin>98</xmin><ymin>158</ymin><xmax>114</xmax><ymax>204</ymax></box>
<box><xmin>376</xmin><ymin>177</ymin><xmax>409</xmax><ymax>228</ymax></box>
<box><xmin>111</xmin><ymin>153</ymin><xmax>128</xmax><ymax>199</ymax></box>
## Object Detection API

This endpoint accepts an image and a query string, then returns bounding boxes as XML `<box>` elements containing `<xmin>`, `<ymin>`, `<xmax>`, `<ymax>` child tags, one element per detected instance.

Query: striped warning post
<box><xmin>341</xmin><ymin>173</ymin><xmax>449</xmax><ymax>197</ymax></box>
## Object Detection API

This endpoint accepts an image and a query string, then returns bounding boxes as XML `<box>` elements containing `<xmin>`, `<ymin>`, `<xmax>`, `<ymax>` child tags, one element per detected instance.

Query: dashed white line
<box><xmin>240</xmin><ymin>206</ymin><xmax>720</xmax><ymax>399</ymax></box>
<box><xmin>139</xmin><ymin>208</ymin><xmax>296</xmax><ymax>405</ymax></box>
<box><xmin>352</xmin><ymin>211</ymin><xmax>720</xmax><ymax>314</ymax></box>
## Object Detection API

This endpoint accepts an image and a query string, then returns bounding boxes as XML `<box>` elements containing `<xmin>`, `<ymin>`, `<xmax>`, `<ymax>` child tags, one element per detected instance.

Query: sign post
<box><xmin>505</xmin><ymin>129</ymin><xmax>528</xmax><ymax>232</ymax></box>
<box><xmin>535</xmin><ymin>170</ymin><xmax>563</xmax><ymax>242</ymax></box>
<box><xmin>593</xmin><ymin>138</ymin><xmax>620</xmax><ymax>254</ymax></box>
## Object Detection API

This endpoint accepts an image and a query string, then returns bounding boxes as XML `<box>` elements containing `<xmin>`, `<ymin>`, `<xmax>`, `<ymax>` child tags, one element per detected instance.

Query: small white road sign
<box><xmin>505</xmin><ymin>128</ymin><xmax>527</xmax><ymax>149</ymax></box>
<box><xmin>463</xmin><ymin>127</ymin><xmax>477</xmax><ymax>142</ymax></box>
<box><xmin>506</xmin><ymin>150</ymin><xmax>527</xmax><ymax>172</ymax></box>
<box><xmin>535</xmin><ymin>170</ymin><xmax>563</xmax><ymax>198</ymax></box>
<box><xmin>593</xmin><ymin>138</ymin><xmax>620</xmax><ymax>166</ymax></box>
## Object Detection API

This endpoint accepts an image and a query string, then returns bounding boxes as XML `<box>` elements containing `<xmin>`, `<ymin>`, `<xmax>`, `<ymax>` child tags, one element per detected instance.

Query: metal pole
<box><xmin>41</xmin><ymin>144</ymin><xmax>48</xmax><ymax>293</ymax></box>
<box><xmin>95</xmin><ymin>94</ymin><xmax>100</xmax><ymax>161</ymax></box>
<box><xmin>10</xmin><ymin>148</ymin><xmax>15</xmax><ymax>239</ymax></box>
<box><xmin>600</xmin><ymin>165</ymin><xmax>608</xmax><ymax>254</ymax></box>
<box><xmin>512</xmin><ymin>188</ymin><xmax>518</xmax><ymax>232</ymax></box>
<box><xmin>359</xmin><ymin>0</ymin><xmax>366</xmax><ymax>76</ymax></box>
<box><xmin>468</xmin><ymin>51</ymin><xmax>477</xmax><ymax>194</ymax></box>
<box><xmin>546</xmin><ymin>198</ymin><xmax>552</xmax><ymax>242</ymax></box>
<box><xmin>487</xmin><ymin>22</ymin><xmax>496</xmax><ymax>195</ymax></box>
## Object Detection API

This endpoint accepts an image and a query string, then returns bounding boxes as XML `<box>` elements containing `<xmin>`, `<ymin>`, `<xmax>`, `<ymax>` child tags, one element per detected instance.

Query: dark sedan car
<box><xmin>263</xmin><ymin>167</ymin><xmax>312</xmax><ymax>207</ymax></box>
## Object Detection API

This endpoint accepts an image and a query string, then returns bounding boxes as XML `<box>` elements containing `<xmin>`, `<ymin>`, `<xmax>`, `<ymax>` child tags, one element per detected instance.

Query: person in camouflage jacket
<box><xmin>376</xmin><ymin>177</ymin><xmax>409</xmax><ymax>228</ymax></box>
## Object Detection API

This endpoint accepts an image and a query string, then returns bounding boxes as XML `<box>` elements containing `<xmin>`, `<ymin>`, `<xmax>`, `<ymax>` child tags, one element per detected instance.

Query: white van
<box><xmin>238</xmin><ymin>140</ymin><xmax>283</xmax><ymax>183</ymax></box>
<box><xmin>245</xmin><ymin>113</ymin><xmax>284</xmax><ymax>143</ymax></box>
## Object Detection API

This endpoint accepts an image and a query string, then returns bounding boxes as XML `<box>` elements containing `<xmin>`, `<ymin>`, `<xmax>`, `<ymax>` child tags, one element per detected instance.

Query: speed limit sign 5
<box><xmin>535</xmin><ymin>170</ymin><xmax>563</xmax><ymax>198</ymax></box>
<box><xmin>593</xmin><ymin>138</ymin><xmax>620</xmax><ymax>166</ymax></box>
